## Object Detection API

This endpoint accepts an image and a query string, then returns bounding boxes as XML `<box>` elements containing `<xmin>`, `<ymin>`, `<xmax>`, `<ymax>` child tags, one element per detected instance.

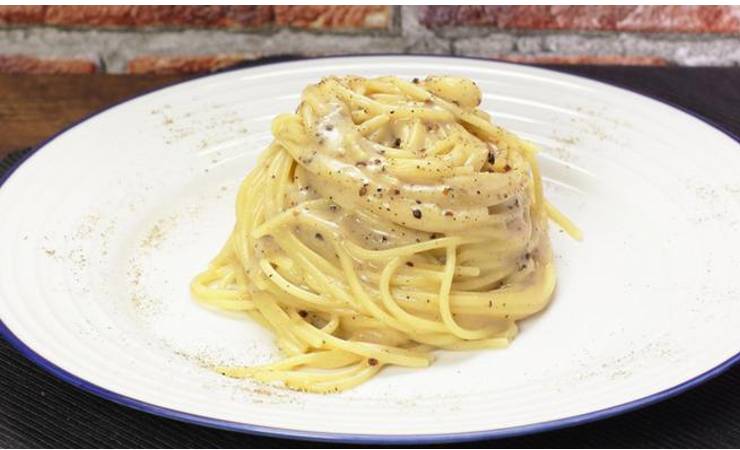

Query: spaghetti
<box><xmin>192</xmin><ymin>75</ymin><xmax>580</xmax><ymax>393</ymax></box>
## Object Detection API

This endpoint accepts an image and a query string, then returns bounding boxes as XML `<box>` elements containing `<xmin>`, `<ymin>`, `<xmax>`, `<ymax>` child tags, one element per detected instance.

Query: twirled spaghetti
<box><xmin>192</xmin><ymin>75</ymin><xmax>580</xmax><ymax>393</ymax></box>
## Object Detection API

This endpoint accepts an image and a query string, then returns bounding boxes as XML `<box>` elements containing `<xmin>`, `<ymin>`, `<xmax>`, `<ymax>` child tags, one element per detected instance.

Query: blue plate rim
<box><xmin>1</xmin><ymin>54</ymin><xmax>738</xmax><ymax>445</ymax></box>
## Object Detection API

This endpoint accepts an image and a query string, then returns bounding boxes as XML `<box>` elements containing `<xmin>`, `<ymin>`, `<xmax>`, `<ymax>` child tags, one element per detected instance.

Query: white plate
<box><xmin>1</xmin><ymin>56</ymin><xmax>738</xmax><ymax>444</ymax></box>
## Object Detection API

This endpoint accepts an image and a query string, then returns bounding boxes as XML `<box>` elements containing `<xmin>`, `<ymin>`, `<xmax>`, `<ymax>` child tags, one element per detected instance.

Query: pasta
<box><xmin>191</xmin><ymin>75</ymin><xmax>581</xmax><ymax>393</ymax></box>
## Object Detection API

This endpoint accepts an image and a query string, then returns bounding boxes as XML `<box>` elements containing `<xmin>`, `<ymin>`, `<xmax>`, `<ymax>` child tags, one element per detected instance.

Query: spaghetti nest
<box><xmin>192</xmin><ymin>75</ymin><xmax>580</xmax><ymax>393</ymax></box>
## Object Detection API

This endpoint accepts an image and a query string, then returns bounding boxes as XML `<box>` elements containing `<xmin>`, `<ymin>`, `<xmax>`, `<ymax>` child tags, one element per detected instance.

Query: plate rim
<box><xmin>1</xmin><ymin>54</ymin><xmax>739</xmax><ymax>444</ymax></box>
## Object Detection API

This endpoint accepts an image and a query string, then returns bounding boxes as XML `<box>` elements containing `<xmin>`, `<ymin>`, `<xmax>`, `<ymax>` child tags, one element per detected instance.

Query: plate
<box><xmin>1</xmin><ymin>56</ymin><xmax>738</xmax><ymax>444</ymax></box>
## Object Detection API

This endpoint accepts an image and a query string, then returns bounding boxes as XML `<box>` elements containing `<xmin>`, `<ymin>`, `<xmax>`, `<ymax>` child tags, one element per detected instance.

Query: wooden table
<box><xmin>0</xmin><ymin>74</ymin><xmax>190</xmax><ymax>157</ymax></box>
<box><xmin>1</xmin><ymin>65</ymin><xmax>739</xmax><ymax>448</ymax></box>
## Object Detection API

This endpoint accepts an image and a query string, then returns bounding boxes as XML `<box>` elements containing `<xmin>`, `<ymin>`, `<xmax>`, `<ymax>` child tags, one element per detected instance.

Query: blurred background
<box><xmin>1</xmin><ymin>5</ymin><xmax>739</xmax><ymax>74</ymax></box>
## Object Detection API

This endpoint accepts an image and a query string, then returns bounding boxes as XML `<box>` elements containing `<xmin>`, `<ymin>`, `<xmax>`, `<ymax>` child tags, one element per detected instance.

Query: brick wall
<box><xmin>0</xmin><ymin>5</ymin><xmax>738</xmax><ymax>74</ymax></box>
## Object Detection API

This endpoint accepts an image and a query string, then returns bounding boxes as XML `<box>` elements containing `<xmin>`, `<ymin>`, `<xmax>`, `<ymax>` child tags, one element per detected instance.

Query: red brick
<box><xmin>0</xmin><ymin>6</ymin><xmax>273</xmax><ymax>29</ymax></box>
<box><xmin>274</xmin><ymin>6</ymin><xmax>391</xmax><ymax>30</ymax></box>
<box><xmin>127</xmin><ymin>55</ymin><xmax>256</xmax><ymax>75</ymax></box>
<box><xmin>420</xmin><ymin>6</ymin><xmax>740</xmax><ymax>34</ymax></box>
<box><xmin>0</xmin><ymin>6</ymin><xmax>46</xmax><ymax>24</ymax></box>
<box><xmin>494</xmin><ymin>55</ymin><xmax>670</xmax><ymax>66</ymax></box>
<box><xmin>0</xmin><ymin>54</ymin><xmax>99</xmax><ymax>74</ymax></box>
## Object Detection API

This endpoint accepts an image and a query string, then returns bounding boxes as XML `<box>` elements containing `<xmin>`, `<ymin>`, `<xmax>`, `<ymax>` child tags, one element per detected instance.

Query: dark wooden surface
<box><xmin>0</xmin><ymin>73</ymin><xmax>189</xmax><ymax>157</ymax></box>
<box><xmin>1</xmin><ymin>64</ymin><xmax>739</xmax><ymax>448</ymax></box>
